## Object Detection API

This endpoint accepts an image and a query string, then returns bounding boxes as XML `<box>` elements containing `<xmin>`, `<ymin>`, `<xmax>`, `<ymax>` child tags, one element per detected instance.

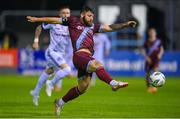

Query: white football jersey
<box><xmin>93</xmin><ymin>33</ymin><xmax>111</xmax><ymax>64</ymax></box>
<box><xmin>42</xmin><ymin>23</ymin><xmax>71</xmax><ymax>54</ymax></box>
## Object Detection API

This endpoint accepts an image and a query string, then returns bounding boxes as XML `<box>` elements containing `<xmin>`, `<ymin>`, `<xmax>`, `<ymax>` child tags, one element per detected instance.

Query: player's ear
<box><xmin>80</xmin><ymin>13</ymin><xmax>84</xmax><ymax>18</ymax></box>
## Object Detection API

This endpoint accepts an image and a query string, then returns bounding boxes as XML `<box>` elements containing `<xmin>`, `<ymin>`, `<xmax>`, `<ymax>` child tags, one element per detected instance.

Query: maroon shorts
<box><xmin>145</xmin><ymin>60</ymin><xmax>160</xmax><ymax>71</ymax></box>
<box><xmin>73</xmin><ymin>51</ymin><xmax>95</xmax><ymax>79</ymax></box>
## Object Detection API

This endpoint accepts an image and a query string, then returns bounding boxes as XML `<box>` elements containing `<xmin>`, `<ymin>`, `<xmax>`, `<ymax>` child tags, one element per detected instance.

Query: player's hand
<box><xmin>127</xmin><ymin>21</ymin><xmax>137</xmax><ymax>28</ymax></box>
<box><xmin>157</xmin><ymin>55</ymin><xmax>161</xmax><ymax>60</ymax></box>
<box><xmin>105</xmin><ymin>50</ymin><xmax>110</xmax><ymax>56</ymax></box>
<box><xmin>32</xmin><ymin>42</ymin><xmax>39</xmax><ymax>50</ymax></box>
<box><xmin>27</xmin><ymin>16</ymin><xmax>38</xmax><ymax>22</ymax></box>
<box><xmin>146</xmin><ymin>56</ymin><xmax>152</xmax><ymax>64</ymax></box>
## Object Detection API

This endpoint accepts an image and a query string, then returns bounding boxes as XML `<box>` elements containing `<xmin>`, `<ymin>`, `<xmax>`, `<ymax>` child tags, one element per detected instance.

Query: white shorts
<box><xmin>45</xmin><ymin>49</ymin><xmax>66</xmax><ymax>70</ymax></box>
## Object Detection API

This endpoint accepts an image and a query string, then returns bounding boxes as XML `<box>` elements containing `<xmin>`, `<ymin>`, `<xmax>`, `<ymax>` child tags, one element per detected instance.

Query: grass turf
<box><xmin>0</xmin><ymin>75</ymin><xmax>180</xmax><ymax>118</ymax></box>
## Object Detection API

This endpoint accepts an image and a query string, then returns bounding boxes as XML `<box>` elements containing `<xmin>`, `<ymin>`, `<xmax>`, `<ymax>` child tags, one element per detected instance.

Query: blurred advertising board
<box><xmin>18</xmin><ymin>49</ymin><xmax>46</xmax><ymax>75</ymax></box>
<box><xmin>105</xmin><ymin>51</ymin><xmax>180</xmax><ymax>76</ymax></box>
<box><xmin>0</xmin><ymin>49</ymin><xmax>18</xmax><ymax>68</ymax></box>
<box><xmin>17</xmin><ymin>49</ymin><xmax>180</xmax><ymax>76</ymax></box>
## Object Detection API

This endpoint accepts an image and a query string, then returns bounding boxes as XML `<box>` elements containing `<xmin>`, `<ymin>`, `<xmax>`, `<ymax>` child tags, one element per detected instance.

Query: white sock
<box><xmin>51</xmin><ymin>67</ymin><xmax>71</xmax><ymax>86</ymax></box>
<box><xmin>33</xmin><ymin>71</ymin><xmax>49</xmax><ymax>95</ymax></box>
<box><xmin>110</xmin><ymin>80</ymin><xmax>119</xmax><ymax>87</ymax></box>
<box><xmin>58</xmin><ymin>98</ymin><xmax>65</xmax><ymax>106</ymax></box>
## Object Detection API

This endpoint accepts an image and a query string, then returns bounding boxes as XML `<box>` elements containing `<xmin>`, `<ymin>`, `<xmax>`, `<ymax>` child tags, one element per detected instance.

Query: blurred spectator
<box><xmin>2</xmin><ymin>34</ymin><xmax>10</xmax><ymax>49</ymax></box>
<box><xmin>0</xmin><ymin>31</ymin><xmax>18</xmax><ymax>49</ymax></box>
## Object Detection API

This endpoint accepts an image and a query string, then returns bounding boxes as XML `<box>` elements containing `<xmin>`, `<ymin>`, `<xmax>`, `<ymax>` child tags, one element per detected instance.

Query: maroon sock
<box><xmin>62</xmin><ymin>87</ymin><xmax>81</xmax><ymax>103</ymax></box>
<box><xmin>95</xmin><ymin>67</ymin><xmax>112</xmax><ymax>84</ymax></box>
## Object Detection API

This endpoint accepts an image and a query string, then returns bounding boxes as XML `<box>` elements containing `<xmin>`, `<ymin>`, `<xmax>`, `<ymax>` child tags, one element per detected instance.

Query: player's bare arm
<box><xmin>100</xmin><ymin>21</ymin><xmax>137</xmax><ymax>32</ymax></box>
<box><xmin>158</xmin><ymin>46</ymin><xmax>164</xmax><ymax>59</ymax></box>
<box><xmin>32</xmin><ymin>25</ymin><xmax>42</xmax><ymax>49</ymax></box>
<box><xmin>142</xmin><ymin>48</ymin><xmax>152</xmax><ymax>64</ymax></box>
<box><xmin>27</xmin><ymin>16</ymin><xmax>62</xmax><ymax>24</ymax></box>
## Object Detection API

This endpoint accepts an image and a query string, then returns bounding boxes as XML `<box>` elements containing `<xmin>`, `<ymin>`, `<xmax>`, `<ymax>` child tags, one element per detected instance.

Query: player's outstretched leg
<box><xmin>54</xmin><ymin>74</ymin><xmax>91</xmax><ymax>116</ymax></box>
<box><xmin>46</xmin><ymin>66</ymin><xmax>71</xmax><ymax>96</ymax></box>
<box><xmin>146</xmin><ymin>68</ymin><xmax>157</xmax><ymax>93</ymax></box>
<box><xmin>30</xmin><ymin>68</ymin><xmax>53</xmax><ymax>106</ymax></box>
<box><xmin>88</xmin><ymin>60</ymin><xmax>128</xmax><ymax>91</ymax></box>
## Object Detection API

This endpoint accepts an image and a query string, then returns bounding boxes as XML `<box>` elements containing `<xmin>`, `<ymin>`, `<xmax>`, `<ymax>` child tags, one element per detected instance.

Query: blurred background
<box><xmin>0</xmin><ymin>0</ymin><xmax>180</xmax><ymax>76</ymax></box>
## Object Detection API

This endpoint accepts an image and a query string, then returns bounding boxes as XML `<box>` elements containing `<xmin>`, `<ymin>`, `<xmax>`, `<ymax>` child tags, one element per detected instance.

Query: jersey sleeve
<box><xmin>41</xmin><ymin>23</ymin><xmax>53</xmax><ymax>30</ymax></box>
<box><xmin>158</xmin><ymin>39</ymin><xmax>162</xmax><ymax>47</ymax></box>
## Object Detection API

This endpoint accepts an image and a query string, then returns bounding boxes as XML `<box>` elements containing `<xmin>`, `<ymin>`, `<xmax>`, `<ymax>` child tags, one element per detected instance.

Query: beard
<box><xmin>83</xmin><ymin>16</ymin><xmax>92</xmax><ymax>27</ymax></box>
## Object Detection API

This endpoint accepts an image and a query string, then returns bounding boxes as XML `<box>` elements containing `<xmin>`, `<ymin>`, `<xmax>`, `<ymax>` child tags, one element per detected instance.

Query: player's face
<box><xmin>59</xmin><ymin>8</ymin><xmax>70</xmax><ymax>18</ymax></box>
<box><xmin>148</xmin><ymin>29</ymin><xmax>157</xmax><ymax>41</ymax></box>
<box><xmin>81</xmin><ymin>11</ymin><xmax>94</xmax><ymax>26</ymax></box>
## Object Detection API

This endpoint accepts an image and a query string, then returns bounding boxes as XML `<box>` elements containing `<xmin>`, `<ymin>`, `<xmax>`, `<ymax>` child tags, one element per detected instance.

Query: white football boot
<box><xmin>54</xmin><ymin>99</ymin><xmax>63</xmax><ymax>116</ymax></box>
<box><xmin>30</xmin><ymin>90</ymin><xmax>39</xmax><ymax>106</ymax></box>
<box><xmin>112</xmin><ymin>81</ymin><xmax>128</xmax><ymax>91</ymax></box>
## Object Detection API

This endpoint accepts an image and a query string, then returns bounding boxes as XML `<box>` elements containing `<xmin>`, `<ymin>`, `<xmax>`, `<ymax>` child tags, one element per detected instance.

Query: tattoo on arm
<box><xmin>109</xmin><ymin>23</ymin><xmax>128</xmax><ymax>31</ymax></box>
<box><xmin>100</xmin><ymin>21</ymin><xmax>136</xmax><ymax>33</ymax></box>
<box><xmin>35</xmin><ymin>25</ymin><xmax>42</xmax><ymax>39</ymax></box>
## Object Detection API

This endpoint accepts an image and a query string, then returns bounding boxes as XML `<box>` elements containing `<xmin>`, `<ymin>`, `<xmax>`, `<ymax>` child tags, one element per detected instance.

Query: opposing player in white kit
<box><xmin>30</xmin><ymin>6</ymin><xmax>72</xmax><ymax>106</ymax></box>
<box><xmin>91</xmin><ymin>33</ymin><xmax>111</xmax><ymax>85</ymax></box>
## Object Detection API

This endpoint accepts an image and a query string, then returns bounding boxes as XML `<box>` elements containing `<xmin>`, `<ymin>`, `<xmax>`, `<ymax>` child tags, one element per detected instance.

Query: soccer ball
<box><xmin>150</xmin><ymin>72</ymin><xmax>166</xmax><ymax>87</ymax></box>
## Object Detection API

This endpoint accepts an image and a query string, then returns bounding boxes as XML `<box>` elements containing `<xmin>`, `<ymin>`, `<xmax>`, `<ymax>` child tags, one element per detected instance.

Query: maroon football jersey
<box><xmin>65</xmin><ymin>16</ymin><xmax>101</xmax><ymax>54</ymax></box>
<box><xmin>143</xmin><ymin>39</ymin><xmax>162</xmax><ymax>60</ymax></box>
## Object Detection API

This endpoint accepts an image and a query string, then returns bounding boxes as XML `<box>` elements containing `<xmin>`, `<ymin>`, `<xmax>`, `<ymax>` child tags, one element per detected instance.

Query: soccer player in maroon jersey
<box><xmin>27</xmin><ymin>6</ymin><xmax>137</xmax><ymax>116</ymax></box>
<box><xmin>142</xmin><ymin>28</ymin><xmax>164</xmax><ymax>93</ymax></box>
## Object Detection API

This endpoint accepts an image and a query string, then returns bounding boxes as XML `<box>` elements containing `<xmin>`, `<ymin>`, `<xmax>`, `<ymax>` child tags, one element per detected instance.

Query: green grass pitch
<box><xmin>0</xmin><ymin>75</ymin><xmax>180</xmax><ymax>118</ymax></box>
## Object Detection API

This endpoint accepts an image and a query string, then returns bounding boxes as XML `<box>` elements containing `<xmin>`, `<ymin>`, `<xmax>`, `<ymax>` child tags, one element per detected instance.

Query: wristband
<box><xmin>34</xmin><ymin>38</ymin><xmax>39</xmax><ymax>43</ymax></box>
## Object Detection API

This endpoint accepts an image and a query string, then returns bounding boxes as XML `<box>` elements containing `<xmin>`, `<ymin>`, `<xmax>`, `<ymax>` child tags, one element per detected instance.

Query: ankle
<box><xmin>57</xmin><ymin>98</ymin><xmax>65</xmax><ymax>106</ymax></box>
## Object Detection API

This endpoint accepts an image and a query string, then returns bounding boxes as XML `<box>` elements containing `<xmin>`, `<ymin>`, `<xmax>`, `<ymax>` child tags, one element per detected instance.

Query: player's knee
<box><xmin>45</xmin><ymin>68</ymin><xmax>54</xmax><ymax>75</ymax></box>
<box><xmin>97</xmin><ymin>62</ymin><xmax>103</xmax><ymax>68</ymax></box>
<box><xmin>63</xmin><ymin>66</ymin><xmax>71</xmax><ymax>76</ymax></box>
<box><xmin>94</xmin><ymin>60</ymin><xmax>103</xmax><ymax>69</ymax></box>
<box><xmin>154</xmin><ymin>67</ymin><xmax>159</xmax><ymax>72</ymax></box>
<box><xmin>88</xmin><ymin>60</ymin><xmax>103</xmax><ymax>72</ymax></box>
